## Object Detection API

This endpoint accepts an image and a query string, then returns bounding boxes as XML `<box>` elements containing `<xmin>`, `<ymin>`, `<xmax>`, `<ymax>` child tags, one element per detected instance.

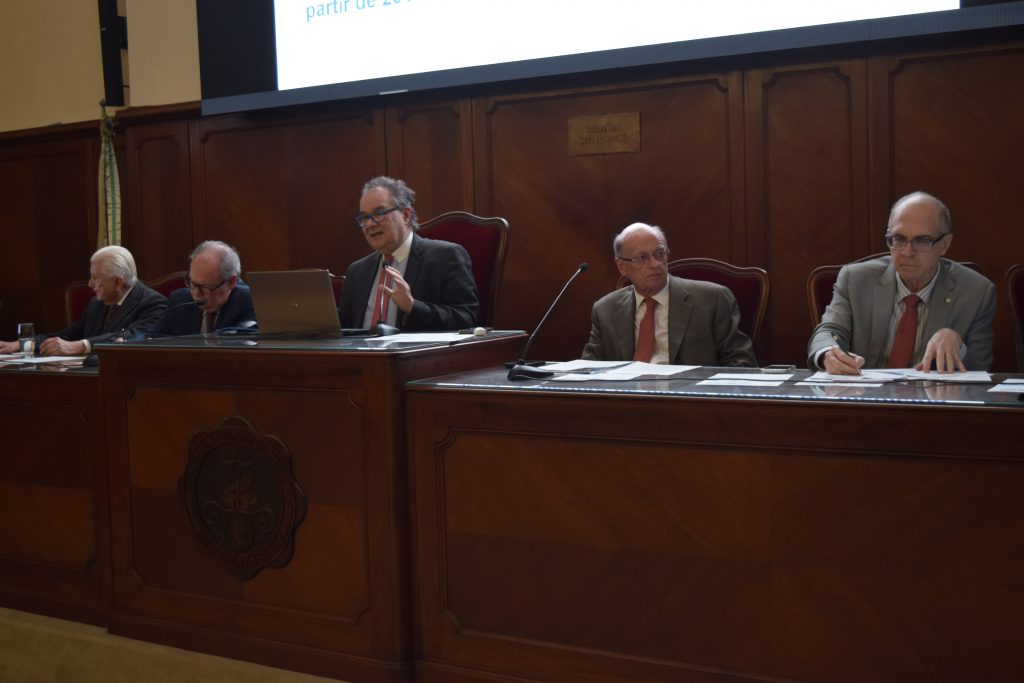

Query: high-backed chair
<box><xmin>807</xmin><ymin>253</ymin><xmax>986</xmax><ymax>327</ymax></box>
<box><xmin>418</xmin><ymin>211</ymin><xmax>509</xmax><ymax>327</ymax></box>
<box><xmin>147</xmin><ymin>271</ymin><xmax>187</xmax><ymax>299</ymax></box>
<box><xmin>65</xmin><ymin>281</ymin><xmax>94</xmax><ymax>324</ymax></box>
<box><xmin>1006</xmin><ymin>264</ymin><xmax>1024</xmax><ymax>371</ymax></box>
<box><xmin>617</xmin><ymin>258</ymin><xmax>770</xmax><ymax>344</ymax></box>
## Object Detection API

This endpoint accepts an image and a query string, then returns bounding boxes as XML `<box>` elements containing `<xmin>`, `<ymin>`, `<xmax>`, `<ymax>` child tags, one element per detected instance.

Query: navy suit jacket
<box><xmin>339</xmin><ymin>234</ymin><xmax>478</xmax><ymax>331</ymax></box>
<box><xmin>48</xmin><ymin>283</ymin><xmax>167</xmax><ymax>345</ymax></box>
<box><xmin>147</xmin><ymin>282</ymin><xmax>256</xmax><ymax>336</ymax></box>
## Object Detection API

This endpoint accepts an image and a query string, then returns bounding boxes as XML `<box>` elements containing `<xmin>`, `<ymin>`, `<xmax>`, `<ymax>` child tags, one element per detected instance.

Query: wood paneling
<box><xmin>407</xmin><ymin>377</ymin><xmax>1024</xmax><ymax>682</ymax></box>
<box><xmin>0</xmin><ymin>370</ymin><xmax>110</xmax><ymax>626</ymax></box>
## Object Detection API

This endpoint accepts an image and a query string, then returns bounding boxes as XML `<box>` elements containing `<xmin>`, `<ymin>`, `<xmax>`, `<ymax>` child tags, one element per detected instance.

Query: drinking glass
<box><xmin>17</xmin><ymin>322</ymin><xmax>35</xmax><ymax>356</ymax></box>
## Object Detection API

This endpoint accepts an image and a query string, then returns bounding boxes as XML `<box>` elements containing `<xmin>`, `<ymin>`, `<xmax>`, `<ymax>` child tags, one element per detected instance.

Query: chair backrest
<box><xmin>329</xmin><ymin>273</ymin><xmax>345</xmax><ymax>305</ymax></box>
<box><xmin>65</xmin><ymin>281</ymin><xmax>94</xmax><ymax>324</ymax></box>
<box><xmin>146</xmin><ymin>271</ymin><xmax>187</xmax><ymax>299</ymax></box>
<box><xmin>418</xmin><ymin>211</ymin><xmax>510</xmax><ymax>327</ymax></box>
<box><xmin>617</xmin><ymin>257</ymin><xmax>770</xmax><ymax>343</ymax></box>
<box><xmin>807</xmin><ymin>253</ymin><xmax>986</xmax><ymax>327</ymax></box>
<box><xmin>1006</xmin><ymin>264</ymin><xmax>1024</xmax><ymax>371</ymax></box>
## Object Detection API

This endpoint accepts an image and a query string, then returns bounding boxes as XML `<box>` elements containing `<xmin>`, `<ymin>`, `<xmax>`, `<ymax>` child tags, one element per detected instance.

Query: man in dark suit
<box><xmin>148</xmin><ymin>241</ymin><xmax>255</xmax><ymax>336</ymax></box>
<box><xmin>581</xmin><ymin>223</ymin><xmax>756</xmax><ymax>366</ymax></box>
<box><xmin>339</xmin><ymin>176</ymin><xmax>478</xmax><ymax>331</ymax></box>
<box><xmin>808</xmin><ymin>191</ymin><xmax>996</xmax><ymax>374</ymax></box>
<box><xmin>0</xmin><ymin>246</ymin><xmax>166</xmax><ymax>356</ymax></box>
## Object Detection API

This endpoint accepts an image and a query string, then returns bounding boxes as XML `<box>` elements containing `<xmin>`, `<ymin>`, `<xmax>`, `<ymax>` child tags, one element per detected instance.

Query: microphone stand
<box><xmin>507</xmin><ymin>263</ymin><xmax>588</xmax><ymax>380</ymax></box>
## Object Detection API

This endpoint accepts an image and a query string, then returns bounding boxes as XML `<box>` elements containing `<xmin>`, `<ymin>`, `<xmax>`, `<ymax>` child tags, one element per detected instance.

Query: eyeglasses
<box><xmin>885</xmin><ymin>233</ymin><xmax>948</xmax><ymax>252</ymax></box>
<box><xmin>355</xmin><ymin>206</ymin><xmax>401</xmax><ymax>229</ymax></box>
<box><xmin>184</xmin><ymin>276</ymin><xmax>227</xmax><ymax>296</ymax></box>
<box><xmin>617</xmin><ymin>247</ymin><xmax>670</xmax><ymax>265</ymax></box>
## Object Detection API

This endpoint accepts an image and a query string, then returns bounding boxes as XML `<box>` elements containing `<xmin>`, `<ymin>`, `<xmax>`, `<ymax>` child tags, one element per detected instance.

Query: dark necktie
<box><xmin>369</xmin><ymin>255</ymin><xmax>394</xmax><ymax>327</ymax></box>
<box><xmin>105</xmin><ymin>303</ymin><xmax>119</xmax><ymax>323</ymax></box>
<box><xmin>202</xmin><ymin>311</ymin><xmax>217</xmax><ymax>335</ymax></box>
<box><xmin>886</xmin><ymin>293</ymin><xmax>921</xmax><ymax>368</ymax></box>
<box><xmin>633</xmin><ymin>297</ymin><xmax>657</xmax><ymax>363</ymax></box>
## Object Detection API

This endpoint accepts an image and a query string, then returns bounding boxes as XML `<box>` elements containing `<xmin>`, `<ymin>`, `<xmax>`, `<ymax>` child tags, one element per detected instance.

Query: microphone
<box><xmin>507</xmin><ymin>262</ymin><xmax>588</xmax><ymax>380</ymax></box>
<box><xmin>135</xmin><ymin>298</ymin><xmax>203</xmax><ymax>339</ymax></box>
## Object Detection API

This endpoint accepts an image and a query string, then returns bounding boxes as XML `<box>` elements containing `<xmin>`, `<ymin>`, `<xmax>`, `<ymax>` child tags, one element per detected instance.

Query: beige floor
<box><xmin>0</xmin><ymin>606</ymin><xmax>346</xmax><ymax>683</ymax></box>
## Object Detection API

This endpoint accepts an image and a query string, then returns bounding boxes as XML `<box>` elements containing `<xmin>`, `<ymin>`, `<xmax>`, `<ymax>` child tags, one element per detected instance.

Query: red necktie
<box><xmin>886</xmin><ymin>294</ymin><xmax>921</xmax><ymax>368</ymax></box>
<box><xmin>369</xmin><ymin>256</ymin><xmax>394</xmax><ymax>327</ymax></box>
<box><xmin>633</xmin><ymin>297</ymin><xmax>657</xmax><ymax>362</ymax></box>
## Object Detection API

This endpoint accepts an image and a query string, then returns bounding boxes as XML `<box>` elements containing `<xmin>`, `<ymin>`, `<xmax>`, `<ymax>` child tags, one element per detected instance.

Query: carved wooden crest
<box><xmin>181</xmin><ymin>416</ymin><xmax>307</xmax><ymax>580</ymax></box>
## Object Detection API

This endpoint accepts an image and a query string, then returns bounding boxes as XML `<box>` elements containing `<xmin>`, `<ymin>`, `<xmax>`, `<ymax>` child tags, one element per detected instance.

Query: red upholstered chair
<box><xmin>1006</xmin><ymin>264</ymin><xmax>1024</xmax><ymax>371</ymax></box>
<box><xmin>329</xmin><ymin>273</ymin><xmax>345</xmax><ymax>305</ymax></box>
<box><xmin>65</xmin><ymin>281</ymin><xmax>94</xmax><ymax>324</ymax></box>
<box><xmin>418</xmin><ymin>211</ymin><xmax>510</xmax><ymax>327</ymax></box>
<box><xmin>146</xmin><ymin>271</ymin><xmax>187</xmax><ymax>298</ymax></box>
<box><xmin>807</xmin><ymin>253</ymin><xmax>986</xmax><ymax>327</ymax></box>
<box><xmin>616</xmin><ymin>258</ymin><xmax>770</xmax><ymax>344</ymax></box>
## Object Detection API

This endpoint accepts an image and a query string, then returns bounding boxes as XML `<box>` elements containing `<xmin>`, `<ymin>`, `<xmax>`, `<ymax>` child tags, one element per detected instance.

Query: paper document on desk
<box><xmin>710</xmin><ymin>372</ymin><xmax>794</xmax><ymax>382</ymax></box>
<box><xmin>989</xmin><ymin>378</ymin><xmax>1024</xmax><ymax>394</ymax></box>
<box><xmin>0</xmin><ymin>355</ymin><xmax>85</xmax><ymax>364</ymax></box>
<box><xmin>548</xmin><ymin>361</ymin><xmax>696</xmax><ymax>381</ymax></box>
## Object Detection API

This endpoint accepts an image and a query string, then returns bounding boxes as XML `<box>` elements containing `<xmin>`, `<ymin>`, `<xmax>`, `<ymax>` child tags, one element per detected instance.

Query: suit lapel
<box><xmin>105</xmin><ymin>286</ymin><xmax>139</xmax><ymax>332</ymax></box>
<box><xmin>611</xmin><ymin>287</ymin><xmax>638</xmax><ymax>360</ymax></box>
<box><xmin>395</xmin><ymin>235</ymin><xmax>424</xmax><ymax>326</ymax></box>
<box><xmin>866</xmin><ymin>265</ymin><xmax>896</xmax><ymax>367</ymax></box>
<box><xmin>668</xmin><ymin>277</ymin><xmax>691</xmax><ymax>363</ymax></box>
<box><xmin>922</xmin><ymin>260</ymin><xmax>955</xmax><ymax>342</ymax></box>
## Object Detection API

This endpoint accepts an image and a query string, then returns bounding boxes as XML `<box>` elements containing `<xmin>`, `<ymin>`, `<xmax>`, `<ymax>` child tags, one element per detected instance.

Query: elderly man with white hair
<box><xmin>581</xmin><ymin>222</ymin><xmax>756</xmax><ymax>366</ymax></box>
<box><xmin>0</xmin><ymin>245</ymin><xmax>167</xmax><ymax>356</ymax></box>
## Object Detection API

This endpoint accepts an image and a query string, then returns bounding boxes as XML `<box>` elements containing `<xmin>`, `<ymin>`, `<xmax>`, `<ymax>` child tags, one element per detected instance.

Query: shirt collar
<box><xmin>632</xmin><ymin>281</ymin><xmax>670</xmax><ymax>308</ymax></box>
<box><xmin>896</xmin><ymin>266</ymin><xmax>940</xmax><ymax>303</ymax></box>
<box><xmin>388</xmin><ymin>231</ymin><xmax>414</xmax><ymax>264</ymax></box>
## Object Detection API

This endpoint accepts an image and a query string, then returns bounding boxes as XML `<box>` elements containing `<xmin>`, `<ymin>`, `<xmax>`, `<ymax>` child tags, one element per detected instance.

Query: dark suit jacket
<box><xmin>581</xmin><ymin>276</ymin><xmax>757</xmax><ymax>366</ymax></box>
<box><xmin>807</xmin><ymin>257</ymin><xmax>996</xmax><ymax>370</ymax></box>
<box><xmin>339</xmin><ymin>234</ymin><xmax>478</xmax><ymax>331</ymax></box>
<box><xmin>147</xmin><ymin>282</ymin><xmax>256</xmax><ymax>336</ymax></box>
<box><xmin>47</xmin><ymin>283</ymin><xmax>167</xmax><ymax>345</ymax></box>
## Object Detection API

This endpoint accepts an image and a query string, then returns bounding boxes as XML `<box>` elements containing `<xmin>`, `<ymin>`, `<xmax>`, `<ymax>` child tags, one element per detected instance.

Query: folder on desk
<box><xmin>246</xmin><ymin>269</ymin><xmax>343</xmax><ymax>336</ymax></box>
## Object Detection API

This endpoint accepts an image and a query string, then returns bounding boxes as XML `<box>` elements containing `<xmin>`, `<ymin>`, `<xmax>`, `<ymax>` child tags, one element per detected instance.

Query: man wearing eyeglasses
<box><xmin>147</xmin><ymin>241</ymin><xmax>255</xmax><ymax>336</ymax></box>
<box><xmin>0</xmin><ymin>246</ymin><xmax>167</xmax><ymax>356</ymax></box>
<box><xmin>338</xmin><ymin>176</ymin><xmax>477</xmax><ymax>331</ymax></box>
<box><xmin>581</xmin><ymin>223</ymin><xmax>756</xmax><ymax>366</ymax></box>
<box><xmin>808</xmin><ymin>191</ymin><xmax>996</xmax><ymax>374</ymax></box>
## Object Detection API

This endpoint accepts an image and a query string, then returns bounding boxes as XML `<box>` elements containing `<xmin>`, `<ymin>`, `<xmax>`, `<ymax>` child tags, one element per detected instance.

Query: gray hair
<box><xmin>190</xmin><ymin>240</ymin><xmax>242</xmax><ymax>280</ymax></box>
<box><xmin>92</xmin><ymin>245</ymin><xmax>138</xmax><ymax>287</ymax></box>
<box><xmin>888</xmin><ymin>191</ymin><xmax>951</xmax><ymax>235</ymax></box>
<box><xmin>362</xmin><ymin>176</ymin><xmax>419</xmax><ymax>231</ymax></box>
<box><xmin>613</xmin><ymin>222</ymin><xmax>667</xmax><ymax>257</ymax></box>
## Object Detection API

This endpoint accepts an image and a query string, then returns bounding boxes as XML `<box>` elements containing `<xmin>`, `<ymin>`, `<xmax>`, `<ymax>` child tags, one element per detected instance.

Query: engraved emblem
<box><xmin>181</xmin><ymin>416</ymin><xmax>307</xmax><ymax>580</ymax></box>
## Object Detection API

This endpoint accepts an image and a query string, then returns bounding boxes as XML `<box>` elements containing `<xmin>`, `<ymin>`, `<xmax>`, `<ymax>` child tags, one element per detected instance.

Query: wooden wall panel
<box><xmin>746</xmin><ymin>62</ymin><xmax>869</xmax><ymax>365</ymax></box>
<box><xmin>477</xmin><ymin>74</ymin><xmax>745</xmax><ymax>360</ymax></box>
<box><xmin>0</xmin><ymin>134</ymin><xmax>97</xmax><ymax>337</ymax></box>
<box><xmin>871</xmin><ymin>44</ymin><xmax>1024</xmax><ymax>372</ymax></box>
<box><xmin>386</xmin><ymin>99</ymin><xmax>474</xmax><ymax>219</ymax></box>
<box><xmin>189</xmin><ymin>108</ymin><xmax>386</xmax><ymax>276</ymax></box>
<box><xmin>123</xmin><ymin>119</ymin><xmax>194</xmax><ymax>279</ymax></box>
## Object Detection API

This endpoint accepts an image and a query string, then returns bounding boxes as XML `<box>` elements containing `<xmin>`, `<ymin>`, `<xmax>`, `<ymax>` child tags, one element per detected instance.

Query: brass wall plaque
<box><xmin>568</xmin><ymin>112</ymin><xmax>640</xmax><ymax>156</ymax></box>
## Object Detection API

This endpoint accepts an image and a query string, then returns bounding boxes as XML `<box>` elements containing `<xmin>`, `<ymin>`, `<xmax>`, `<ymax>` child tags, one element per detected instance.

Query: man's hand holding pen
<box><xmin>823</xmin><ymin>334</ymin><xmax>865</xmax><ymax>375</ymax></box>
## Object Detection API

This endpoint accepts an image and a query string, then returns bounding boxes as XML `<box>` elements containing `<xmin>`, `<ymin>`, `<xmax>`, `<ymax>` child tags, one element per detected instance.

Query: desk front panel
<box><xmin>100</xmin><ymin>337</ymin><xmax>521</xmax><ymax>682</ymax></box>
<box><xmin>407</xmin><ymin>372</ymin><xmax>1024</xmax><ymax>683</ymax></box>
<box><xmin>0</xmin><ymin>366</ymin><xmax>110</xmax><ymax>625</ymax></box>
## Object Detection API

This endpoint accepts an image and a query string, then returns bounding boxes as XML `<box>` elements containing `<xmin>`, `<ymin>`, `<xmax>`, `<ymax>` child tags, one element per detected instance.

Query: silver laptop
<box><xmin>246</xmin><ymin>270</ymin><xmax>342</xmax><ymax>336</ymax></box>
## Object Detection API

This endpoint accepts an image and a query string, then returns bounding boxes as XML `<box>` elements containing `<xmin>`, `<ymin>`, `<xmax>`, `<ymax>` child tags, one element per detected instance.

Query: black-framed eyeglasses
<box><xmin>617</xmin><ymin>247</ymin><xmax>670</xmax><ymax>265</ymax></box>
<box><xmin>184</xmin><ymin>276</ymin><xmax>228</xmax><ymax>296</ymax></box>
<box><xmin>885</xmin><ymin>233</ymin><xmax>948</xmax><ymax>252</ymax></box>
<box><xmin>355</xmin><ymin>206</ymin><xmax>401</xmax><ymax>229</ymax></box>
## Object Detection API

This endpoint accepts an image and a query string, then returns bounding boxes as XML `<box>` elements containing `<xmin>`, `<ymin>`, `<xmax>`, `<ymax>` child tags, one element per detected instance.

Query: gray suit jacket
<box><xmin>807</xmin><ymin>257</ymin><xmax>996</xmax><ymax>370</ymax></box>
<box><xmin>581</xmin><ymin>275</ymin><xmax>757</xmax><ymax>366</ymax></box>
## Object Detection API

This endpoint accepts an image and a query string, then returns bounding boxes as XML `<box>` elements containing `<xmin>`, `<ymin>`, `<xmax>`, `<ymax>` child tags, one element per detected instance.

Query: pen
<box><xmin>831</xmin><ymin>334</ymin><xmax>861</xmax><ymax>375</ymax></box>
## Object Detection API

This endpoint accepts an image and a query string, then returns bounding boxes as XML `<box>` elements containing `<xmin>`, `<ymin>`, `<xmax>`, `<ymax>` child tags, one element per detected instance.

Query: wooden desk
<box><xmin>99</xmin><ymin>334</ymin><xmax>523</xmax><ymax>682</ymax></box>
<box><xmin>0</xmin><ymin>364</ymin><xmax>110</xmax><ymax>625</ymax></box>
<box><xmin>406</xmin><ymin>368</ymin><xmax>1024</xmax><ymax>683</ymax></box>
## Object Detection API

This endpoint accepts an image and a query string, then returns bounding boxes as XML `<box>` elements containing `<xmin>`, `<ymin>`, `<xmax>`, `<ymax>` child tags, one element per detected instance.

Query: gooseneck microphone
<box><xmin>507</xmin><ymin>262</ymin><xmax>588</xmax><ymax>380</ymax></box>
